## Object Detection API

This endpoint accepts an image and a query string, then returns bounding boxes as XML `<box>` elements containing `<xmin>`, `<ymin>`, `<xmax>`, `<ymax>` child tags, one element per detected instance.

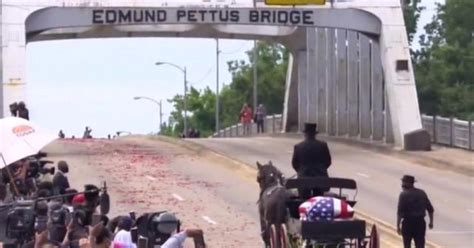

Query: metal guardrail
<box><xmin>213</xmin><ymin>114</ymin><xmax>473</xmax><ymax>151</ymax></box>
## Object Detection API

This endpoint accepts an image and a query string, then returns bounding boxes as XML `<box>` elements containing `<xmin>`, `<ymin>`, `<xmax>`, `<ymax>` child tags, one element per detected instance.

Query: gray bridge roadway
<box><xmin>189</xmin><ymin>136</ymin><xmax>474</xmax><ymax>248</ymax></box>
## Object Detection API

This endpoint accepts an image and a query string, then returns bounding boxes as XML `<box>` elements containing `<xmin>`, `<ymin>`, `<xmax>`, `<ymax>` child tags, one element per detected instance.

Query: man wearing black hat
<box><xmin>397</xmin><ymin>175</ymin><xmax>434</xmax><ymax>248</ymax></box>
<box><xmin>291</xmin><ymin>123</ymin><xmax>332</xmax><ymax>199</ymax></box>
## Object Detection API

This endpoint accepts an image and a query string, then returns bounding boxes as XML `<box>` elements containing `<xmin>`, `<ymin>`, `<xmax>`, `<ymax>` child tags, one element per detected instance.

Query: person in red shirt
<box><xmin>240</xmin><ymin>103</ymin><xmax>253</xmax><ymax>136</ymax></box>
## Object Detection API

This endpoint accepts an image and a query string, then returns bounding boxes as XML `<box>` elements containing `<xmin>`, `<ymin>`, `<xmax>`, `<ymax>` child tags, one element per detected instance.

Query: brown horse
<box><xmin>257</xmin><ymin>161</ymin><xmax>290</xmax><ymax>248</ymax></box>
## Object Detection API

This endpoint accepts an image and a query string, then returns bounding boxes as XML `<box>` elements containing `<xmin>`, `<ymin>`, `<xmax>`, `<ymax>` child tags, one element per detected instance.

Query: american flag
<box><xmin>299</xmin><ymin>196</ymin><xmax>354</xmax><ymax>221</ymax></box>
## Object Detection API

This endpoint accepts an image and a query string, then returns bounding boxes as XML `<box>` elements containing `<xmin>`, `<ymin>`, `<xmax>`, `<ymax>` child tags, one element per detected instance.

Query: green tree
<box><xmin>414</xmin><ymin>0</ymin><xmax>474</xmax><ymax>119</ymax></box>
<box><xmin>221</xmin><ymin>41</ymin><xmax>288</xmax><ymax>127</ymax></box>
<box><xmin>402</xmin><ymin>0</ymin><xmax>425</xmax><ymax>47</ymax></box>
<box><xmin>162</xmin><ymin>41</ymin><xmax>289</xmax><ymax>137</ymax></box>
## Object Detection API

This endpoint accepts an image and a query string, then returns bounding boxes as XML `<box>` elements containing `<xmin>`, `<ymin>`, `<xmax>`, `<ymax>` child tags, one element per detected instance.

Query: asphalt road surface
<box><xmin>42</xmin><ymin>137</ymin><xmax>261</xmax><ymax>247</ymax></box>
<box><xmin>190</xmin><ymin>136</ymin><xmax>474</xmax><ymax>248</ymax></box>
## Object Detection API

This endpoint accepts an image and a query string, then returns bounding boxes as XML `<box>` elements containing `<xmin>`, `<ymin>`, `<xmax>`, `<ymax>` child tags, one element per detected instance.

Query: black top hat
<box><xmin>401</xmin><ymin>175</ymin><xmax>416</xmax><ymax>184</ymax></box>
<box><xmin>303</xmin><ymin>123</ymin><xmax>318</xmax><ymax>134</ymax></box>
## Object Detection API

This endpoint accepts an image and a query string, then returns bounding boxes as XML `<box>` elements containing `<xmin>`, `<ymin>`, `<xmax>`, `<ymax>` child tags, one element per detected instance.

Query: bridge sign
<box><xmin>91</xmin><ymin>8</ymin><xmax>316</xmax><ymax>26</ymax></box>
<box><xmin>265</xmin><ymin>0</ymin><xmax>326</xmax><ymax>6</ymax></box>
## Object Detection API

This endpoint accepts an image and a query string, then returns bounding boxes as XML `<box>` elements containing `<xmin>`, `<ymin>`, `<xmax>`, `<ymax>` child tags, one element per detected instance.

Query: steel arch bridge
<box><xmin>0</xmin><ymin>0</ymin><xmax>425</xmax><ymax>149</ymax></box>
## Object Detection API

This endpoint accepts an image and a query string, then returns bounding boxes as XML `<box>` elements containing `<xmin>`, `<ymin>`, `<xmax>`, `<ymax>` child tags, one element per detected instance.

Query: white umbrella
<box><xmin>0</xmin><ymin>117</ymin><xmax>57</xmax><ymax>168</ymax></box>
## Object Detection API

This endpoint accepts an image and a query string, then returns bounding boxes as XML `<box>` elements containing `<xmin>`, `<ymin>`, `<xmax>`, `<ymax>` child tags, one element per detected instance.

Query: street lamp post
<box><xmin>133</xmin><ymin>96</ymin><xmax>163</xmax><ymax>133</ymax></box>
<box><xmin>216</xmin><ymin>38</ymin><xmax>220</xmax><ymax>134</ymax></box>
<box><xmin>155</xmin><ymin>62</ymin><xmax>188</xmax><ymax>135</ymax></box>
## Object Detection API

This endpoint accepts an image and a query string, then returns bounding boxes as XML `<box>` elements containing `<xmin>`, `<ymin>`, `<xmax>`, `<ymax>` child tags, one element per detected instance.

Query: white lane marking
<box><xmin>172</xmin><ymin>193</ymin><xmax>184</xmax><ymax>201</ymax></box>
<box><xmin>467</xmin><ymin>209</ymin><xmax>474</xmax><ymax>214</ymax></box>
<box><xmin>429</xmin><ymin>230</ymin><xmax>474</xmax><ymax>234</ymax></box>
<box><xmin>146</xmin><ymin>176</ymin><xmax>156</xmax><ymax>181</ymax></box>
<box><xmin>356</xmin><ymin>172</ymin><xmax>370</xmax><ymax>178</ymax></box>
<box><xmin>202</xmin><ymin>216</ymin><xmax>217</xmax><ymax>225</ymax></box>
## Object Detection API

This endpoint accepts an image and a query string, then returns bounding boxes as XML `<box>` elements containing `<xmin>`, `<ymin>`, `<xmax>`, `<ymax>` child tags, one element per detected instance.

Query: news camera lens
<box><xmin>153</xmin><ymin>212</ymin><xmax>179</xmax><ymax>234</ymax></box>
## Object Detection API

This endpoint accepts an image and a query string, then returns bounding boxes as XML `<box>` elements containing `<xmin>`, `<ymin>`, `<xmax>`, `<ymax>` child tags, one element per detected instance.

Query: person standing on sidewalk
<box><xmin>397</xmin><ymin>175</ymin><xmax>434</xmax><ymax>248</ymax></box>
<box><xmin>240</xmin><ymin>103</ymin><xmax>253</xmax><ymax>136</ymax></box>
<box><xmin>255</xmin><ymin>104</ymin><xmax>266</xmax><ymax>134</ymax></box>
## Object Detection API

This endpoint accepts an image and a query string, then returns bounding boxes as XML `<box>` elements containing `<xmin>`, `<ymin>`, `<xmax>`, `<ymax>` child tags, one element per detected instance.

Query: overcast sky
<box><xmin>24</xmin><ymin>0</ymin><xmax>444</xmax><ymax>138</ymax></box>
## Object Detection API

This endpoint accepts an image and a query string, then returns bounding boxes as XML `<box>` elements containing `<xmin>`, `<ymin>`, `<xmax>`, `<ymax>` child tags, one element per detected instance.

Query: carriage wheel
<box><xmin>279</xmin><ymin>224</ymin><xmax>289</xmax><ymax>248</ymax></box>
<box><xmin>269</xmin><ymin>224</ymin><xmax>279</xmax><ymax>248</ymax></box>
<box><xmin>368</xmin><ymin>224</ymin><xmax>380</xmax><ymax>248</ymax></box>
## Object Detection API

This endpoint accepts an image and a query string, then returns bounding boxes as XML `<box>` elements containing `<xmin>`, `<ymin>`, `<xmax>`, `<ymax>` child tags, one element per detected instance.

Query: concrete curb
<box><xmin>153</xmin><ymin>135</ymin><xmax>442</xmax><ymax>248</ymax></box>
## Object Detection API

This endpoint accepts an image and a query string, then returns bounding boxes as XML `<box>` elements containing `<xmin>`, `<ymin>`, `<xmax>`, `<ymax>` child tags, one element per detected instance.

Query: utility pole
<box><xmin>216</xmin><ymin>38</ymin><xmax>220</xmax><ymax>134</ymax></box>
<box><xmin>183</xmin><ymin>67</ymin><xmax>188</xmax><ymax>134</ymax></box>
<box><xmin>252</xmin><ymin>0</ymin><xmax>258</xmax><ymax>112</ymax></box>
<box><xmin>159</xmin><ymin>99</ymin><xmax>163</xmax><ymax>131</ymax></box>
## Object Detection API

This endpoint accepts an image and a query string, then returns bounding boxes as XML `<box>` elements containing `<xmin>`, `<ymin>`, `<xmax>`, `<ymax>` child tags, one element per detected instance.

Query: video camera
<box><xmin>134</xmin><ymin>211</ymin><xmax>181</xmax><ymax>248</ymax></box>
<box><xmin>6</xmin><ymin>159</ymin><xmax>55</xmax><ymax>196</ymax></box>
<box><xmin>26</xmin><ymin>160</ymin><xmax>55</xmax><ymax>179</ymax></box>
<box><xmin>0</xmin><ymin>183</ymin><xmax>110</xmax><ymax>246</ymax></box>
<box><xmin>4</xmin><ymin>200</ymin><xmax>36</xmax><ymax>245</ymax></box>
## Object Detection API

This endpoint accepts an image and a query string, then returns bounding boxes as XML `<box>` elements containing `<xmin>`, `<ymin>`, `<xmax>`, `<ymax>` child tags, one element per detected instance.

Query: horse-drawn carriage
<box><xmin>257</xmin><ymin>162</ymin><xmax>379</xmax><ymax>248</ymax></box>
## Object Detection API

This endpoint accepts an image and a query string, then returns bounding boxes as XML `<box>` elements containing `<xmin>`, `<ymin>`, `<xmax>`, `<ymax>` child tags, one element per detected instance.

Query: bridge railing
<box><xmin>421</xmin><ymin>114</ymin><xmax>473</xmax><ymax>150</ymax></box>
<box><xmin>212</xmin><ymin>114</ymin><xmax>473</xmax><ymax>151</ymax></box>
<box><xmin>212</xmin><ymin>114</ymin><xmax>283</xmax><ymax>138</ymax></box>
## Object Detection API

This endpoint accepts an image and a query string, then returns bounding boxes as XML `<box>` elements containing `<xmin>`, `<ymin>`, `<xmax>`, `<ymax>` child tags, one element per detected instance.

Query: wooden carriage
<box><xmin>268</xmin><ymin>177</ymin><xmax>380</xmax><ymax>248</ymax></box>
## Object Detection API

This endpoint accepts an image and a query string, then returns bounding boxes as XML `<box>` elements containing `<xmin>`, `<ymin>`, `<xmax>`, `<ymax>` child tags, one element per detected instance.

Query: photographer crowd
<box><xmin>0</xmin><ymin>152</ymin><xmax>206</xmax><ymax>248</ymax></box>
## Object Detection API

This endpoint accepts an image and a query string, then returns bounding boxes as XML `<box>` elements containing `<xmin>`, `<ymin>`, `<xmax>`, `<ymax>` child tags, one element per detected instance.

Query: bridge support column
<box><xmin>282</xmin><ymin>52</ymin><xmax>298</xmax><ymax>132</ymax></box>
<box><xmin>306</xmin><ymin>28</ymin><xmax>317</xmax><ymax>125</ymax></box>
<box><xmin>297</xmin><ymin>50</ymin><xmax>307</xmax><ymax>132</ymax></box>
<box><xmin>366</xmin><ymin>6</ymin><xmax>423</xmax><ymax>148</ymax></box>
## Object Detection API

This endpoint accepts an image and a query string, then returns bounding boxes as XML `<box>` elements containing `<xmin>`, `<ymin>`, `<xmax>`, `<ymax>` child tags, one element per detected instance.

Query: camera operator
<box><xmin>6</xmin><ymin>159</ymin><xmax>30</xmax><ymax>197</ymax></box>
<box><xmin>82</xmin><ymin>185</ymin><xmax>100</xmax><ymax>226</ymax></box>
<box><xmin>47</xmin><ymin>201</ymin><xmax>69</xmax><ymax>246</ymax></box>
<box><xmin>53</xmin><ymin>161</ymin><xmax>70</xmax><ymax>195</ymax></box>
<box><xmin>111</xmin><ymin>216</ymin><xmax>135</xmax><ymax>248</ymax></box>
<box><xmin>61</xmin><ymin>209</ymin><xmax>89</xmax><ymax>248</ymax></box>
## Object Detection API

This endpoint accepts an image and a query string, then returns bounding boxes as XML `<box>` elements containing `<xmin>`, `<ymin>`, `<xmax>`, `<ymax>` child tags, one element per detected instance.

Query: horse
<box><xmin>256</xmin><ymin>161</ymin><xmax>290</xmax><ymax>248</ymax></box>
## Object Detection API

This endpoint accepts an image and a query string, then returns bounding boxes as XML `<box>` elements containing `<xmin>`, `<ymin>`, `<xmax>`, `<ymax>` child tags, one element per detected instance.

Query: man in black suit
<box><xmin>53</xmin><ymin>161</ymin><xmax>70</xmax><ymax>195</ymax></box>
<box><xmin>291</xmin><ymin>123</ymin><xmax>332</xmax><ymax>199</ymax></box>
<box><xmin>397</xmin><ymin>175</ymin><xmax>434</xmax><ymax>248</ymax></box>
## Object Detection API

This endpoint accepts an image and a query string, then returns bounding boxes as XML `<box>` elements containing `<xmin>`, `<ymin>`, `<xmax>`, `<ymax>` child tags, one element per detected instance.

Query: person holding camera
<box><xmin>111</xmin><ymin>216</ymin><xmax>136</xmax><ymax>248</ymax></box>
<box><xmin>53</xmin><ymin>161</ymin><xmax>70</xmax><ymax>196</ymax></box>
